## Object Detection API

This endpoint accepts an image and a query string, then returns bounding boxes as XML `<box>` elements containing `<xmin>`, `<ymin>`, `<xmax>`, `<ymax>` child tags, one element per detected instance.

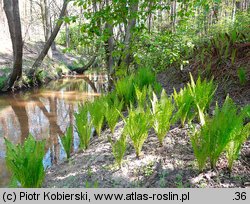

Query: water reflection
<box><xmin>0</xmin><ymin>73</ymin><xmax>108</xmax><ymax>187</ymax></box>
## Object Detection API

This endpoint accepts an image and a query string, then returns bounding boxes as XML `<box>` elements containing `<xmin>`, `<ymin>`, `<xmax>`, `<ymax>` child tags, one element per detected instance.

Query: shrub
<box><xmin>191</xmin><ymin>97</ymin><xmax>250</xmax><ymax>171</ymax></box>
<box><xmin>109</xmin><ymin>134</ymin><xmax>127</xmax><ymax>168</ymax></box>
<box><xmin>75</xmin><ymin>104</ymin><xmax>92</xmax><ymax>150</ymax></box>
<box><xmin>61</xmin><ymin>126</ymin><xmax>73</xmax><ymax>159</ymax></box>
<box><xmin>151</xmin><ymin>89</ymin><xmax>175</xmax><ymax>145</ymax></box>
<box><xmin>104</xmin><ymin>97</ymin><xmax>124</xmax><ymax>134</ymax></box>
<box><xmin>89</xmin><ymin>98</ymin><xmax>105</xmax><ymax>137</ymax></box>
<box><xmin>5</xmin><ymin>135</ymin><xmax>45</xmax><ymax>188</ymax></box>
<box><xmin>123</xmin><ymin>107</ymin><xmax>152</xmax><ymax>158</ymax></box>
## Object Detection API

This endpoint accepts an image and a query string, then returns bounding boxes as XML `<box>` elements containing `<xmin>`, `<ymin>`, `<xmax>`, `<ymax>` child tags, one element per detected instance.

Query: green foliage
<box><xmin>109</xmin><ymin>134</ymin><xmax>127</xmax><ymax>168</ymax></box>
<box><xmin>123</xmin><ymin>107</ymin><xmax>152</xmax><ymax>158</ymax></box>
<box><xmin>135</xmin><ymin>85</ymin><xmax>147</xmax><ymax>111</ymax></box>
<box><xmin>104</xmin><ymin>96</ymin><xmax>124</xmax><ymax>134</ymax></box>
<box><xmin>61</xmin><ymin>126</ymin><xmax>73</xmax><ymax>159</ymax></box>
<box><xmin>75</xmin><ymin>104</ymin><xmax>92</xmax><ymax>150</ymax></box>
<box><xmin>188</xmin><ymin>74</ymin><xmax>217</xmax><ymax>125</ymax></box>
<box><xmin>173</xmin><ymin>87</ymin><xmax>194</xmax><ymax>127</ymax></box>
<box><xmin>0</xmin><ymin>76</ymin><xmax>7</xmax><ymax>90</ymax></box>
<box><xmin>134</xmin><ymin>31</ymin><xmax>192</xmax><ymax>71</ymax></box>
<box><xmin>5</xmin><ymin>135</ymin><xmax>45</xmax><ymax>188</ymax></box>
<box><xmin>191</xmin><ymin>97</ymin><xmax>250</xmax><ymax>171</ymax></box>
<box><xmin>173</xmin><ymin>74</ymin><xmax>216</xmax><ymax>126</ymax></box>
<box><xmin>134</xmin><ymin>68</ymin><xmax>157</xmax><ymax>89</ymax></box>
<box><xmin>115</xmin><ymin>68</ymin><xmax>161</xmax><ymax>107</ymax></box>
<box><xmin>115</xmin><ymin>75</ymin><xmax>136</xmax><ymax>106</ymax></box>
<box><xmin>89</xmin><ymin>98</ymin><xmax>105</xmax><ymax>137</ymax></box>
<box><xmin>151</xmin><ymin>89</ymin><xmax>174</xmax><ymax>145</ymax></box>
<box><xmin>226</xmin><ymin>123</ymin><xmax>250</xmax><ymax>171</ymax></box>
<box><xmin>237</xmin><ymin>67</ymin><xmax>247</xmax><ymax>85</ymax></box>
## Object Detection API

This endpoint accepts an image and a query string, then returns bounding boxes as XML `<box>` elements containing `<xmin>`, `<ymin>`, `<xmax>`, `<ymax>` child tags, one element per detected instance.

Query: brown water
<box><xmin>0</xmin><ymin>73</ymin><xmax>108</xmax><ymax>187</ymax></box>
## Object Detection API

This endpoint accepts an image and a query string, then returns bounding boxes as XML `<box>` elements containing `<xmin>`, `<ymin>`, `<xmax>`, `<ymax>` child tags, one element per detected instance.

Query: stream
<box><xmin>0</xmin><ymin>73</ymin><xmax>107</xmax><ymax>187</ymax></box>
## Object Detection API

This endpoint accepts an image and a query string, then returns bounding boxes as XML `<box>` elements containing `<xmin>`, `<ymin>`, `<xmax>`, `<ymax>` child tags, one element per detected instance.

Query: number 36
<box><xmin>234</xmin><ymin>192</ymin><xmax>246</xmax><ymax>200</ymax></box>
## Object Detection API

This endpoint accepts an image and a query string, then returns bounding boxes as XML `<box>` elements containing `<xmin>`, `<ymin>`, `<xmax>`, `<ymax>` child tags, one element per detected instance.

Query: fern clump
<box><xmin>109</xmin><ymin>134</ymin><xmax>127</xmax><ymax>168</ymax></box>
<box><xmin>151</xmin><ymin>90</ymin><xmax>174</xmax><ymax>145</ymax></box>
<box><xmin>89</xmin><ymin>98</ymin><xmax>105</xmax><ymax>137</ymax></box>
<box><xmin>104</xmin><ymin>97</ymin><xmax>124</xmax><ymax>134</ymax></box>
<box><xmin>191</xmin><ymin>96</ymin><xmax>250</xmax><ymax>171</ymax></box>
<box><xmin>123</xmin><ymin>107</ymin><xmax>152</xmax><ymax>158</ymax></box>
<box><xmin>5</xmin><ymin>135</ymin><xmax>45</xmax><ymax>188</ymax></box>
<box><xmin>188</xmin><ymin>73</ymin><xmax>217</xmax><ymax>125</ymax></box>
<box><xmin>173</xmin><ymin>86</ymin><xmax>194</xmax><ymax>127</ymax></box>
<box><xmin>61</xmin><ymin>126</ymin><xmax>73</xmax><ymax>159</ymax></box>
<box><xmin>135</xmin><ymin>85</ymin><xmax>148</xmax><ymax>111</ymax></box>
<box><xmin>75</xmin><ymin>104</ymin><xmax>92</xmax><ymax>150</ymax></box>
<box><xmin>237</xmin><ymin>67</ymin><xmax>247</xmax><ymax>85</ymax></box>
<box><xmin>173</xmin><ymin>74</ymin><xmax>216</xmax><ymax>126</ymax></box>
<box><xmin>115</xmin><ymin>75</ymin><xmax>135</xmax><ymax>105</ymax></box>
<box><xmin>134</xmin><ymin>67</ymin><xmax>157</xmax><ymax>89</ymax></box>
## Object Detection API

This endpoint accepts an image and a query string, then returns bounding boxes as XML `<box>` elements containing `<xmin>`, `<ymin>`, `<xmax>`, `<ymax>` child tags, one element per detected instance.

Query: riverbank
<box><xmin>43</xmin><ymin>69</ymin><xmax>250</xmax><ymax>188</ymax></box>
<box><xmin>0</xmin><ymin>41</ymin><xmax>78</xmax><ymax>92</ymax></box>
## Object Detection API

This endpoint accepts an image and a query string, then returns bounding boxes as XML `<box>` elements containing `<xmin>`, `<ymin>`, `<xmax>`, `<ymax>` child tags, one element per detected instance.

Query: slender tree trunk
<box><xmin>232</xmin><ymin>0</ymin><xmax>236</xmax><ymax>22</ymax></box>
<box><xmin>148</xmin><ymin>0</ymin><xmax>153</xmax><ymax>33</ymax></box>
<box><xmin>104</xmin><ymin>0</ymin><xmax>114</xmax><ymax>77</ymax></box>
<box><xmin>43</xmin><ymin>0</ymin><xmax>51</xmax><ymax>41</ymax></box>
<box><xmin>43</xmin><ymin>0</ymin><xmax>53</xmax><ymax>58</ymax></box>
<box><xmin>171</xmin><ymin>0</ymin><xmax>177</xmax><ymax>32</ymax></box>
<box><xmin>3</xmin><ymin>0</ymin><xmax>23</xmax><ymax>91</ymax></box>
<box><xmin>65</xmin><ymin>9</ymin><xmax>70</xmax><ymax>48</ymax></box>
<box><xmin>29</xmin><ymin>0</ymin><xmax>68</xmax><ymax>78</ymax></box>
<box><xmin>121</xmin><ymin>0</ymin><xmax>139</xmax><ymax>72</ymax></box>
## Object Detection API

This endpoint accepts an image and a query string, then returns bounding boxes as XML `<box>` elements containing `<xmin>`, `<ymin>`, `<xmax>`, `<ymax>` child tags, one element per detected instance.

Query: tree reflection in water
<box><xmin>0</xmin><ymin>73</ymin><xmax>107</xmax><ymax>187</ymax></box>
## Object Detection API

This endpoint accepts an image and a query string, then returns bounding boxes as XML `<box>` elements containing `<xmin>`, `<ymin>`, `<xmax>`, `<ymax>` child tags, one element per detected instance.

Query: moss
<box><xmin>0</xmin><ymin>76</ymin><xmax>7</xmax><ymax>90</ymax></box>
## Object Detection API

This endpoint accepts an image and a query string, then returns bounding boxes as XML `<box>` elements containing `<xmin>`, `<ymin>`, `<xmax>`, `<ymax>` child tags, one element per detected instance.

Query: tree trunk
<box><xmin>171</xmin><ymin>0</ymin><xmax>177</xmax><ymax>32</ymax></box>
<box><xmin>29</xmin><ymin>0</ymin><xmax>68</xmax><ymax>78</ymax></box>
<box><xmin>65</xmin><ymin>9</ymin><xmax>70</xmax><ymax>48</ymax></box>
<box><xmin>104</xmin><ymin>0</ymin><xmax>114</xmax><ymax>77</ymax></box>
<box><xmin>3</xmin><ymin>0</ymin><xmax>23</xmax><ymax>91</ymax></box>
<box><xmin>72</xmin><ymin>53</ymin><xmax>98</xmax><ymax>74</ymax></box>
<box><xmin>121</xmin><ymin>0</ymin><xmax>139</xmax><ymax>73</ymax></box>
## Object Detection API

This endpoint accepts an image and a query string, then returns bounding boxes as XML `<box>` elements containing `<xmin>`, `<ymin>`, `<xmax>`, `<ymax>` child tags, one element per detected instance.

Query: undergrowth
<box><xmin>5</xmin><ymin>135</ymin><xmax>46</xmax><ymax>188</ymax></box>
<box><xmin>61</xmin><ymin>126</ymin><xmax>73</xmax><ymax>159</ymax></box>
<box><xmin>191</xmin><ymin>96</ymin><xmax>250</xmax><ymax>171</ymax></box>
